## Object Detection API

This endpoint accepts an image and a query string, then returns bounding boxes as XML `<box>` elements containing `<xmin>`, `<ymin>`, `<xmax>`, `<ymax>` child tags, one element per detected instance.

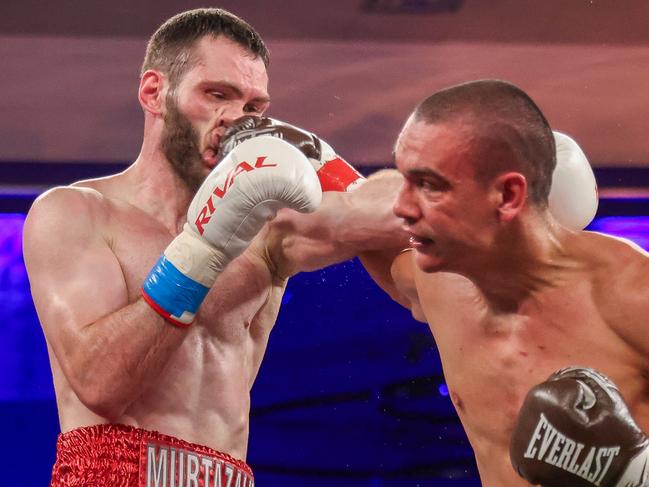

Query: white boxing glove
<box><xmin>218</xmin><ymin>116</ymin><xmax>366</xmax><ymax>192</ymax></box>
<box><xmin>316</xmin><ymin>138</ymin><xmax>367</xmax><ymax>192</ymax></box>
<box><xmin>142</xmin><ymin>136</ymin><xmax>322</xmax><ymax>326</ymax></box>
<box><xmin>549</xmin><ymin>131</ymin><xmax>599</xmax><ymax>230</ymax></box>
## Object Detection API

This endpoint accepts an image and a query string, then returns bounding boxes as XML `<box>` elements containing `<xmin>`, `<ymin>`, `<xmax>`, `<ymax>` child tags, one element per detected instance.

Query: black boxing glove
<box><xmin>510</xmin><ymin>367</ymin><xmax>649</xmax><ymax>487</ymax></box>
<box><xmin>218</xmin><ymin>116</ymin><xmax>365</xmax><ymax>192</ymax></box>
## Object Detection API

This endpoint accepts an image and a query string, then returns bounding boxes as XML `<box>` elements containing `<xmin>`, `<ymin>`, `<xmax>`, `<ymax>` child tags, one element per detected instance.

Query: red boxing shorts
<box><xmin>51</xmin><ymin>423</ymin><xmax>254</xmax><ymax>487</ymax></box>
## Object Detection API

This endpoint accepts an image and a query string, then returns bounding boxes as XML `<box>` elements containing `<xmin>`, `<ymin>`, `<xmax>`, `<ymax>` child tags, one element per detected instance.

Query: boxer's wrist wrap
<box><xmin>141</xmin><ymin>230</ymin><xmax>222</xmax><ymax>327</ymax></box>
<box><xmin>316</xmin><ymin>156</ymin><xmax>365</xmax><ymax>192</ymax></box>
<box><xmin>141</xmin><ymin>256</ymin><xmax>207</xmax><ymax>327</ymax></box>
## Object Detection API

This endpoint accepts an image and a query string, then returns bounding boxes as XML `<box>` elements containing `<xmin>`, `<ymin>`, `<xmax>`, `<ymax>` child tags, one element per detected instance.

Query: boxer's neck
<box><xmin>123</xmin><ymin>150</ymin><xmax>194</xmax><ymax>235</ymax></box>
<box><xmin>461</xmin><ymin>211</ymin><xmax>575</xmax><ymax>313</ymax></box>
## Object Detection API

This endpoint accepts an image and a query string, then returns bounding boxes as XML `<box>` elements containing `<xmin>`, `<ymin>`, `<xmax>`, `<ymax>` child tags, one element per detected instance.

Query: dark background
<box><xmin>3</xmin><ymin>1</ymin><xmax>649</xmax><ymax>485</ymax></box>
<box><xmin>2</xmin><ymin>183</ymin><xmax>648</xmax><ymax>486</ymax></box>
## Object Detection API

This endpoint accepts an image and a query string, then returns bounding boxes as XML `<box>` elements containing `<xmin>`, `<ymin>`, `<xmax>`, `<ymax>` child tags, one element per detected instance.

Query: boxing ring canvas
<box><xmin>1</xmin><ymin>211</ymin><xmax>648</xmax><ymax>486</ymax></box>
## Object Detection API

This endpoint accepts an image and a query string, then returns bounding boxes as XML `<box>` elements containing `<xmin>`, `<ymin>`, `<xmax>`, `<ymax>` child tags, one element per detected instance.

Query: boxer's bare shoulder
<box><xmin>580</xmin><ymin>231</ymin><xmax>649</xmax><ymax>361</ymax></box>
<box><xmin>27</xmin><ymin>184</ymin><xmax>106</xmax><ymax>230</ymax></box>
<box><xmin>24</xmin><ymin>183</ymin><xmax>117</xmax><ymax>283</ymax></box>
<box><xmin>581</xmin><ymin>229</ymin><xmax>649</xmax><ymax>261</ymax></box>
<box><xmin>23</xmin><ymin>180</ymin><xmax>128</xmax><ymax>331</ymax></box>
<box><xmin>25</xmin><ymin>172</ymin><xmax>140</xmax><ymax>239</ymax></box>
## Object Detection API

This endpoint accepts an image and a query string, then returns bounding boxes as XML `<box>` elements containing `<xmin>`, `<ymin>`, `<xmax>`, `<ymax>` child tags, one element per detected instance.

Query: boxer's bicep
<box><xmin>24</xmin><ymin>188</ymin><xmax>128</xmax><ymax>367</ymax></box>
<box><xmin>359</xmin><ymin>249</ymin><xmax>410</xmax><ymax>308</ymax></box>
<box><xmin>390</xmin><ymin>250</ymin><xmax>426</xmax><ymax>323</ymax></box>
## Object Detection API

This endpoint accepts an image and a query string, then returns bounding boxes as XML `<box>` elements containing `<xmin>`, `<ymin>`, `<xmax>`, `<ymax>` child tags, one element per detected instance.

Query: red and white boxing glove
<box><xmin>549</xmin><ymin>131</ymin><xmax>599</xmax><ymax>230</ymax></box>
<box><xmin>217</xmin><ymin>116</ymin><xmax>366</xmax><ymax>192</ymax></box>
<box><xmin>142</xmin><ymin>136</ymin><xmax>322</xmax><ymax>326</ymax></box>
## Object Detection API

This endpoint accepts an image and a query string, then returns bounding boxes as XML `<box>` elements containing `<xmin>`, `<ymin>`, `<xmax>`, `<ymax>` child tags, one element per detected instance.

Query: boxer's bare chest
<box><xmin>56</xmin><ymin>182</ymin><xmax>287</xmax><ymax>452</ymax></box>
<box><xmin>415</xmin><ymin>271</ymin><xmax>638</xmax><ymax>444</ymax></box>
<box><xmin>414</xmin><ymin>270</ymin><xmax>649</xmax><ymax>486</ymax></box>
<box><xmin>104</xmin><ymin>199</ymin><xmax>283</xmax><ymax>377</ymax></box>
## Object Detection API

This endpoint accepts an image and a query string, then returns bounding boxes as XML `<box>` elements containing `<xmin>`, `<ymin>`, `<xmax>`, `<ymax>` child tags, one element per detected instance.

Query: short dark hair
<box><xmin>141</xmin><ymin>8</ymin><xmax>270</xmax><ymax>86</ymax></box>
<box><xmin>413</xmin><ymin>79</ymin><xmax>556</xmax><ymax>207</ymax></box>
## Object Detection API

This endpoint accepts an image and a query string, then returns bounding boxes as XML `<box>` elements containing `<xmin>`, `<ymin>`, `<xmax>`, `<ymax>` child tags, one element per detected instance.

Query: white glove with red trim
<box><xmin>141</xmin><ymin>136</ymin><xmax>321</xmax><ymax>326</ymax></box>
<box><xmin>217</xmin><ymin>116</ymin><xmax>366</xmax><ymax>192</ymax></box>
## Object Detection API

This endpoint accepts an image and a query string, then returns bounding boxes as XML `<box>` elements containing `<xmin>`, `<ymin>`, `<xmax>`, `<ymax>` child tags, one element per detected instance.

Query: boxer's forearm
<box><xmin>67</xmin><ymin>298</ymin><xmax>186</xmax><ymax>420</ymax></box>
<box><xmin>265</xmin><ymin>169</ymin><xmax>408</xmax><ymax>277</ymax></box>
<box><xmin>24</xmin><ymin>188</ymin><xmax>186</xmax><ymax>420</ymax></box>
<box><xmin>337</xmin><ymin>169</ymin><xmax>408</xmax><ymax>250</ymax></box>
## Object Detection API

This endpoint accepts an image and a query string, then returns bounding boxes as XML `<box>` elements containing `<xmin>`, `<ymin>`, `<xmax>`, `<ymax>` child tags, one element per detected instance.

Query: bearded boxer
<box><xmin>22</xmin><ymin>11</ymin><xmax>605</xmax><ymax>484</ymax></box>
<box><xmin>22</xmin><ymin>8</ymin><xmax>402</xmax><ymax>486</ymax></box>
<box><xmin>359</xmin><ymin>79</ymin><xmax>649</xmax><ymax>486</ymax></box>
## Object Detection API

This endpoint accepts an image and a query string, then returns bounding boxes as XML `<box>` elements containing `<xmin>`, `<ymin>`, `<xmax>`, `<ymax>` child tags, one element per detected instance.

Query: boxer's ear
<box><xmin>493</xmin><ymin>172</ymin><xmax>527</xmax><ymax>222</ymax></box>
<box><xmin>138</xmin><ymin>70</ymin><xmax>165</xmax><ymax>116</ymax></box>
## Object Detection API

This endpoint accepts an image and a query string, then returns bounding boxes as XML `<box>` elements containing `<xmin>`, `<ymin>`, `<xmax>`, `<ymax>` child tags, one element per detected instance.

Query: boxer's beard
<box><xmin>161</xmin><ymin>95</ymin><xmax>205</xmax><ymax>193</ymax></box>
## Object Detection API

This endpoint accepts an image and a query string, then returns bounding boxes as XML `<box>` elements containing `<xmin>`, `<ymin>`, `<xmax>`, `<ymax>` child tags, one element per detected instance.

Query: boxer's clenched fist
<box><xmin>510</xmin><ymin>367</ymin><xmax>649</xmax><ymax>487</ymax></box>
<box><xmin>549</xmin><ymin>132</ymin><xmax>598</xmax><ymax>231</ymax></box>
<box><xmin>142</xmin><ymin>136</ymin><xmax>322</xmax><ymax>326</ymax></box>
<box><xmin>219</xmin><ymin>116</ymin><xmax>366</xmax><ymax>192</ymax></box>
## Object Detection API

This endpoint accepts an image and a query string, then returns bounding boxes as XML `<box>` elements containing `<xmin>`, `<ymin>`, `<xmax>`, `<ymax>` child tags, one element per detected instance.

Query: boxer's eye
<box><xmin>209</xmin><ymin>91</ymin><xmax>226</xmax><ymax>100</ymax></box>
<box><xmin>244</xmin><ymin>103</ymin><xmax>263</xmax><ymax>114</ymax></box>
<box><xmin>418</xmin><ymin>179</ymin><xmax>443</xmax><ymax>193</ymax></box>
<box><xmin>420</xmin><ymin>180</ymin><xmax>435</xmax><ymax>190</ymax></box>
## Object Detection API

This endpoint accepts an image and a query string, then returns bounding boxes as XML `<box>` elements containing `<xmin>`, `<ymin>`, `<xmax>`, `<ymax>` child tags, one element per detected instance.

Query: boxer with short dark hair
<box><xmin>22</xmin><ymin>8</ymin><xmax>404</xmax><ymax>486</ymax></box>
<box><xmin>361</xmin><ymin>79</ymin><xmax>648</xmax><ymax>486</ymax></box>
<box><xmin>22</xmin><ymin>13</ymin><xmax>610</xmax><ymax>484</ymax></box>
